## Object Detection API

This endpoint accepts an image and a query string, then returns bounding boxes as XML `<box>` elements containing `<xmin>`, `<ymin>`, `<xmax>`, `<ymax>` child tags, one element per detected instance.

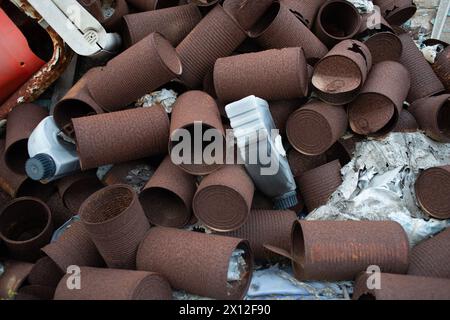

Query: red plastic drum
<box><xmin>0</xmin><ymin>7</ymin><xmax>45</xmax><ymax>104</ymax></box>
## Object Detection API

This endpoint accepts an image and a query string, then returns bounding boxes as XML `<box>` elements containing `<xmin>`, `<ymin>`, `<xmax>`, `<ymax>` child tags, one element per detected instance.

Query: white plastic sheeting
<box><xmin>246</xmin><ymin>265</ymin><xmax>353</xmax><ymax>300</ymax></box>
<box><xmin>307</xmin><ymin>133</ymin><xmax>450</xmax><ymax>246</ymax></box>
<box><xmin>136</xmin><ymin>89</ymin><xmax>178</xmax><ymax>113</ymax></box>
<box><xmin>227</xmin><ymin>249</ymin><xmax>247</xmax><ymax>282</ymax></box>
<box><xmin>346</xmin><ymin>0</ymin><xmax>374</xmax><ymax>13</ymax></box>
<box><xmin>174</xmin><ymin>264</ymin><xmax>353</xmax><ymax>301</ymax></box>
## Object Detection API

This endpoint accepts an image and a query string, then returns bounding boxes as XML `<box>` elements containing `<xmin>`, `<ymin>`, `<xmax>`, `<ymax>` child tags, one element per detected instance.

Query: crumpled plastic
<box><xmin>246</xmin><ymin>264</ymin><xmax>353</xmax><ymax>300</ymax></box>
<box><xmin>173</xmin><ymin>264</ymin><xmax>353</xmax><ymax>301</ymax></box>
<box><xmin>307</xmin><ymin>133</ymin><xmax>450</xmax><ymax>246</ymax></box>
<box><xmin>227</xmin><ymin>249</ymin><xmax>247</xmax><ymax>282</ymax></box>
<box><xmin>346</xmin><ymin>0</ymin><xmax>374</xmax><ymax>13</ymax></box>
<box><xmin>173</xmin><ymin>291</ymin><xmax>212</xmax><ymax>300</ymax></box>
<box><xmin>420</xmin><ymin>43</ymin><xmax>445</xmax><ymax>64</ymax></box>
<box><xmin>136</xmin><ymin>89</ymin><xmax>178</xmax><ymax>113</ymax></box>
<box><xmin>96</xmin><ymin>164</ymin><xmax>114</xmax><ymax>181</ymax></box>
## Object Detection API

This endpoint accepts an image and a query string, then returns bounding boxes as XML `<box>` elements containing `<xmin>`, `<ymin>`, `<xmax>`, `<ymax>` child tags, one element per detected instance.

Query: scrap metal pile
<box><xmin>0</xmin><ymin>0</ymin><xmax>450</xmax><ymax>300</ymax></box>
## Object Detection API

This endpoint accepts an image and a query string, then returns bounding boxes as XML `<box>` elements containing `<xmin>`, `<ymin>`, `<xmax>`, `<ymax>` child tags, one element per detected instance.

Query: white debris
<box><xmin>173</xmin><ymin>291</ymin><xmax>212</xmax><ymax>300</ymax></box>
<box><xmin>346</xmin><ymin>0</ymin><xmax>374</xmax><ymax>13</ymax></box>
<box><xmin>136</xmin><ymin>89</ymin><xmax>178</xmax><ymax>113</ymax></box>
<box><xmin>96</xmin><ymin>164</ymin><xmax>114</xmax><ymax>181</ymax></box>
<box><xmin>307</xmin><ymin>133</ymin><xmax>450</xmax><ymax>246</ymax></box>
<box><xmin>246</xmin><ymin>264</ymin><xmax>353</xmax><ymax>300</ymax></box>
<box><xmin>421</xmin><ymin>44</ymin><xmax>445</xmax><ymax>64</ymax></box>
<box><xmin>227</xmin><ymin>249</ymin><xmax>247</xmax><ymax>282</ymax></box>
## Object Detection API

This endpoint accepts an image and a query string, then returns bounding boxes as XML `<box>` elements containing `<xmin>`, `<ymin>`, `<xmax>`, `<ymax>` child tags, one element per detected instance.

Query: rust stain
<box><xmin>0</xmin><ymin>0</ymin><xmax>73</xmax><ymax>120</ymax></box>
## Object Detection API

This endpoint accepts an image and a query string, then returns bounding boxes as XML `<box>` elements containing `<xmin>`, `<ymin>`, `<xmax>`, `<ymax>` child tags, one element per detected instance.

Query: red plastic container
<box><xmin>0</xmin><ymin>8</ymin><xmax>45</xmax><ymax>104</ymax></box>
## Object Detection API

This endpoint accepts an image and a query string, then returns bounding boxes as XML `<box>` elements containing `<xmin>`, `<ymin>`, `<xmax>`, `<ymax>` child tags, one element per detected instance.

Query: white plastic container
<box><xmin>26</xmin><ymin>116</ymin><xmax>80</xmax><ymax>182</ymax></box>
<box><xmin>225</xmin><ymin>96</ymin><xmax>298</xmax><ymax>210</ymax></box>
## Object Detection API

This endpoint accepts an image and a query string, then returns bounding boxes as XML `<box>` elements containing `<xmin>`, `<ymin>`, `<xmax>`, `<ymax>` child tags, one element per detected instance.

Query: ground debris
<box><xmin>307</xmin><ymin>133</ymin><xmax>450</xmax><ymax>246</ymax></box>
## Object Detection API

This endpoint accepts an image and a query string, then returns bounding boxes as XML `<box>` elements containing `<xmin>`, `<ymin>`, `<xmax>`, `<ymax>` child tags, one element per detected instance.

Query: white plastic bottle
<box><xmin>225</xmin><ymin>96</ymin><xmax>298</xmax><ymax>210</ymax></box>
<box><xmin>26</xmin><ymin>116</ymin><xmax>80</xmax><ymax>182</ymax></box>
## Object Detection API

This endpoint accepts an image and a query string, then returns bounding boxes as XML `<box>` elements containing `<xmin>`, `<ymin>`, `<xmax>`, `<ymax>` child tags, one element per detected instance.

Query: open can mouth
<box><xmin>0</xmin><ymin>0</ymin><xmax>73</xmax><ymax>119</ymax></box>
